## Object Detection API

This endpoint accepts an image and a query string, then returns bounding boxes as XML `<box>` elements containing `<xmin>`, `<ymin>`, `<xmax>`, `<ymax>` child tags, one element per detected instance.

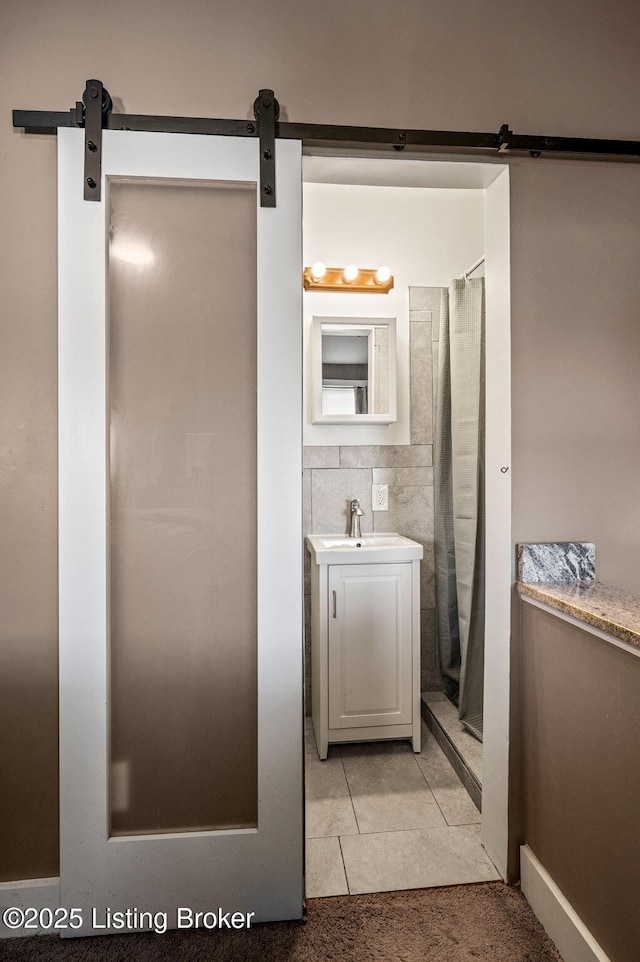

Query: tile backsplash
<box><xmin>304</xmin><ymin>287</ymin><xmax>443</xmax><ymax>712</ymax></box>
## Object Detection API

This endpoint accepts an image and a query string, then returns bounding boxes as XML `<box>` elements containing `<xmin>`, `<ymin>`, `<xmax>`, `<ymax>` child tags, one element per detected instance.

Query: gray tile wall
<box><xmin>304</xmin><ymin>287</ymin><xmax>444</xmax><ymax>713</ymax></box>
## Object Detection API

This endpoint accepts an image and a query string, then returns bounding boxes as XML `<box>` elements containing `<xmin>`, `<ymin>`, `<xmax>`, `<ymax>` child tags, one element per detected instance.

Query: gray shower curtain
<box><xmin>434</xmin><ymin>278</ymin><xmax>485</xmax><ymax>740</ymax></box>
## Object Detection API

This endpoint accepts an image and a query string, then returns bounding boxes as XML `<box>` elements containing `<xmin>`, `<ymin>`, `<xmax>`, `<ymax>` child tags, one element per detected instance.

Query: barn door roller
<box><xmin>254</xmin><ymin>89</ymin><xmax>278</xmax><ymax>208</ymax></box>
<box><xmin>23</xmin><ymin>79</ymin><xmax>279</xmax><ymax>206</ymax></box>
<box><xmin>75</xmin><ymin>79</ymin><xmax>113</xmax><ymax>202</ymax></box>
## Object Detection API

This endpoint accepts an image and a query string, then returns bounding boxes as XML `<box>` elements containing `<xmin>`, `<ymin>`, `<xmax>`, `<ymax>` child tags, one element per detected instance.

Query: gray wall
<box><xmin>304</xmin><ymin>287</ymin><xmax>442</xmax><ymax>712</ymax></box>
<box><xmin>510</xmin><ymin>159</ymin><xmax>640</xmax><ymax>593</ymax></box>
<box><xmin>2</xmin><ymin>0</ymin><xmax>640</xmax><ymax>888</ymax></box>
<box><xmin>521</xmin><ymin>603</ymin><xmax>640</xmax><ymax>962</ymax></box>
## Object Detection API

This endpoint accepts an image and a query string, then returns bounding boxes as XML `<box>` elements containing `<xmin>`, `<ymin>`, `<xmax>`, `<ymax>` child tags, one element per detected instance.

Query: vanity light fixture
<box><xmin>303</xmin><ymin>265</ymin><xmax>394</xmax><ymax>294</ymax></box>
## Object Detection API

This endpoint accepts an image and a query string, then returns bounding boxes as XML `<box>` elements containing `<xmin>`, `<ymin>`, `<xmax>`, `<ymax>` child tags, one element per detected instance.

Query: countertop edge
<box><xmin>517</xmin><ymin>581</ymin><xmax>640</xmax><ymax>650</ymax></box>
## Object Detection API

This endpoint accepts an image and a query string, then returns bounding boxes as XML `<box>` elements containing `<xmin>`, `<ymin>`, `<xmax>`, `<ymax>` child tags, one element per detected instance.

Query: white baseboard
<box><xmin>520</xmin><ymin>846</ymin><xmax>611</xmax><ymax>962</ymax></box>
<box><xmin>0</xmin><ymin>877</ymin><xmax>60</xmax><ymax>938</ymax></box>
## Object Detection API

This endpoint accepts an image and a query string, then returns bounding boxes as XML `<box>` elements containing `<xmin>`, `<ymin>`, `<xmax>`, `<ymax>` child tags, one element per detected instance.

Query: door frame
<box><xmin>301</xmin><ymin>152</ymin><xmax>512</xmax><ymax>880</ymax></box>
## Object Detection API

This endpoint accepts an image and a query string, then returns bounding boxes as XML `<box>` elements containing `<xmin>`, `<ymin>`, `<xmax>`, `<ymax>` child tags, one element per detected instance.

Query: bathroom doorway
<box><xmin>301</xmin><ymin>154</ymin><xmax>511</xmax><ymax>895</ymax></box>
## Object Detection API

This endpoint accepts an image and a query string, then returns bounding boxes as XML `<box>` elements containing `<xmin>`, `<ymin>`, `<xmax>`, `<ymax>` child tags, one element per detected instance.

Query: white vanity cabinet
<box><xmin>306</xmin><ymin>534</ymin><xmax>423</xmax><ymax>760</ymax></box>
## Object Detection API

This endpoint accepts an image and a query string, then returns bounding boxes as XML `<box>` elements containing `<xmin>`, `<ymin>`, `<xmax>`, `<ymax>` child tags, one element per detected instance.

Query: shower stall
<box><xmin>425</xmin><ymin>264</ymin><xmax>486</xmax><ymax>805</ymax></box>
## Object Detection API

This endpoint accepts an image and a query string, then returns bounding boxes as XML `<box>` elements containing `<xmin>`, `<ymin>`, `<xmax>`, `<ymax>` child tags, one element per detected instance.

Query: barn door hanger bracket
<box><xmin>253</xmin><ymin>89</ymin><xmax>279</xmax><ymax>208</ymax></box>
<box><xmin>497</xmin><ymin>124</ymin><xmax>513</xmax><ymax>152</ymax></box>
<box><xmin>67</xmin><ymin>80</ymin><xmax>275</xmax><ymax>206</ymax></box>
<box><xmin>74</xmin><ymin>79</ymin><xmax>113</xmax><ymax>202</ymax></box>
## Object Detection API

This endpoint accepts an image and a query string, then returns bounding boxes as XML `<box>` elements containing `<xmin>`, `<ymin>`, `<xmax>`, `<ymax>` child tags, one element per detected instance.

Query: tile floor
<box><xmin>305</xmin><ymin>719</ymin><xmax>499</xmax><ymax>898</ymax></box>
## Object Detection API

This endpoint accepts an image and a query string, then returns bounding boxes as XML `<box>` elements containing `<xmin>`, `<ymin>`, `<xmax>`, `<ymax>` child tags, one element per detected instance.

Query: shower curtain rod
<box><xmin>462</xmin><ymin>256</ymin><xmax>485</xmax><ymax>279</ymax></box>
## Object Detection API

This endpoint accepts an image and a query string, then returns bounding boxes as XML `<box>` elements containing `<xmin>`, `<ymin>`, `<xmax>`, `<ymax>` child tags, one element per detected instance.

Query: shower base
<box><xmin>421</xmin><ymin>691</ymin><xmax>482</xmax><ymax>811</ymax></box>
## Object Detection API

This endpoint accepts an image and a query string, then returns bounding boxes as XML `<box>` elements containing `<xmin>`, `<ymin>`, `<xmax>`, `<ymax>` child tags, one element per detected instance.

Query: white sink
<box><xmin>306</xmin><ymin>533</ymin><xmax>423</xmax><ymax>565</ymax></box>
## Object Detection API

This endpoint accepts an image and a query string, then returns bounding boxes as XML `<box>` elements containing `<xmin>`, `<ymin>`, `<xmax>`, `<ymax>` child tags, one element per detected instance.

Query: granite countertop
<box><xmin>518</xmin><ymin>580</ymin><xmax>640</xmax><ymax>650</ymax></box>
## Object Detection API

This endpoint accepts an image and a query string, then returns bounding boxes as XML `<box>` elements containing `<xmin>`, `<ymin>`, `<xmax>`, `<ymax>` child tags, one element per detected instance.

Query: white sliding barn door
<box><xmin>58</xmin><ymin>128</ymin><xmax>303</xmax><ymax>935</ymax></box>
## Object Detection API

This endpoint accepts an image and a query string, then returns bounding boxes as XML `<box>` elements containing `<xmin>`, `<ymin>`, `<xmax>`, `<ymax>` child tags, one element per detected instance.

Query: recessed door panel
<box><xmin>328</xmin><ymin>563</ymin><xmax>412</xmax><ymax>729</ymax></box>
<box><xmin>108</xmin><ymin>181</ymin><xmax>258</xmax><ymax>836</ymax></box>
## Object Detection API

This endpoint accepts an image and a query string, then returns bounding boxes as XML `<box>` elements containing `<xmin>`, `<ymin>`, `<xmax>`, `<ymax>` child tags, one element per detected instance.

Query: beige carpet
<box><xmin>0</xmin><ymin>883</ymin><xmax>562</xmax><ymax>961</ymax></box>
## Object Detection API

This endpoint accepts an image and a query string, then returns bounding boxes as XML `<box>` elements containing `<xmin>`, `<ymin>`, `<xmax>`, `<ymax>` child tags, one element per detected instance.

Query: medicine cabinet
<box><xmin>311</xmin><ymin>315</ymin><xmax>397</xmax><ymax>424</ymax></box>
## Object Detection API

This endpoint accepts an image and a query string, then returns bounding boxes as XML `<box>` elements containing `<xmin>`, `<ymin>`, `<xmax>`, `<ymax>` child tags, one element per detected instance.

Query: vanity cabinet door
<box><xmin>328</xmin><ymin>563</ymin><xmax>413</xmax><ymax>730</ymax></box>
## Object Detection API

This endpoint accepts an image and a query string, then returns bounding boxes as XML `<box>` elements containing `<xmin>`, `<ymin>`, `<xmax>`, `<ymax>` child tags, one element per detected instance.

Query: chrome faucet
<box><xmin>349</xmin><ymin>498</ymin><xmax>365</xmax><ymax>539</ymax></box>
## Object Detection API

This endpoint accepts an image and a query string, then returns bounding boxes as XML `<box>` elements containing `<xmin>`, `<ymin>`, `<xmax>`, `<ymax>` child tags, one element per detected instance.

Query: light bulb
<box><xmin>310</xmin><ymin>261</ymin><xmax>326</xmax><ymax>280</ymax></box>
<box><xmin>343</xmin><ymin>264</ymin><xmax>359</xmax><ymax>282</ymax></box>
<box><xmin>375</xmin><ymin>266</ymin><xmax>391</xmax><ymax>284</ymax></box>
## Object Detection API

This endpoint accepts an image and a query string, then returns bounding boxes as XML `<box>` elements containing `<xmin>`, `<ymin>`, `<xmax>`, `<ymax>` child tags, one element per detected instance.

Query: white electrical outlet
<box><xmin>371</xmin><ymin>484</ymin><xmax>389</xmax><ymax>511</ymax></box>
